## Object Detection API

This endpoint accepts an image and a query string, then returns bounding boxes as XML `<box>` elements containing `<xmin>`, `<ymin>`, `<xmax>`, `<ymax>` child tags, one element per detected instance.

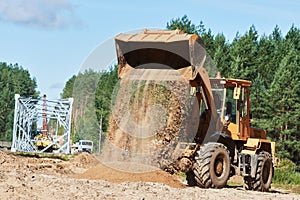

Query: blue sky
<box><xmin>0</xmin><ymin>0</ymin><xmax>299</xmax><ymax>99</ymax></box>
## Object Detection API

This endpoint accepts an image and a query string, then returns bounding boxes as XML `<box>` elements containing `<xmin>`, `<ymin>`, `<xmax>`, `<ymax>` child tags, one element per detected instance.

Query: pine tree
<box><xmin>266</xmin><ymin>42</ymin><xmax>300</xmax><ymax>162</ymax></box>
<box><xmin>228</xmin><ymin>25</ymin><xmax>258</xmax><ymax>80</ymax></box>
<box><xmin>95</xmin><ymin>65</ymin><xmax>119</xmax><ymax>132</ymax></box>
<box><xmin>213</xmin><ymin>33</ymin><xmax>230</xmax><ymax>76</ymax></box>
<box><xmin>166</xmin><ymin>15</ymin><xmax>201</xmax><ymax>35</ymax></box>
<box><xmin>61</xmin><ymin>75</ymin><xmax>76</xmax><ymax>98</ymax></box>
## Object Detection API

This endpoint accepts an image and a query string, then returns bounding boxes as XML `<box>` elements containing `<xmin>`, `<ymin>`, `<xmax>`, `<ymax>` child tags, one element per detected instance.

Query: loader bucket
<box><xmin>115</xmin><ymin>29</ymin><xmax>207</xmax><ymax>81</ymax></box>
<box><xmin>114</xmin><ymin>29</ymin><xmax>221</xmax><ymax>143</ymax></box>
<box><xmin>115</xmin><ymin>29</ymin><xmax>215</xmax><ymax>108</ymax></box>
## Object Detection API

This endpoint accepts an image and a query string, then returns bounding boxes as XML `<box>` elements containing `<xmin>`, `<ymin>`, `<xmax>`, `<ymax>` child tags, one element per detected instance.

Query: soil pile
<box><xmin>76</xmin><ymin>162</ymin><xmax>185</xmax><ymax>188</ymax></box>
<box><xmin>0</xmin><ymin>151</ymin><xmax>74</xmax><ymax>175</ymax></box>
<box><xmin>70</xmin><ymin>152</ymin><xmax>99</xmax><ymax>168</ymax></box>
<box><xmin>0</xmin><ymin>151</ymin><xmax>99</xmax><ymax>176</ymax></box>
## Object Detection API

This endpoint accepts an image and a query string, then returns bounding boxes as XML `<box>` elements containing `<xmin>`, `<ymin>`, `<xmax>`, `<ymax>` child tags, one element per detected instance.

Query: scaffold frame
<box><xmin>11</xmin><ymin>94</ymin><xmax>74</xmax><ymax>154</ymax></box>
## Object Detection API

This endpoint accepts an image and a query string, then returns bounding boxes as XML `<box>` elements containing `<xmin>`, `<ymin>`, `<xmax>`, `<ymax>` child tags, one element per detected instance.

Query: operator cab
<box><xmin>210</xmin><ymin>78</ymin><xmax>253</xmax><ymax>140</ymax></box>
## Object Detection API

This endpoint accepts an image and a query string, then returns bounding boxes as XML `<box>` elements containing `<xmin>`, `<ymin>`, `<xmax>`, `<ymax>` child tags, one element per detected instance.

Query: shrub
<box><xmin>273</xmin><ymin>158</ymin><xmax>300</xmax><ymax>186</ymax></box>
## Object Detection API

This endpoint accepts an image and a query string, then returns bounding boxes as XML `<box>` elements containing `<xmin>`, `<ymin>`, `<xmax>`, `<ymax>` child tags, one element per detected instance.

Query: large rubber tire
<box><xmin>244</xmin><ymin>151</ymin><xmax>273</xmax><ymax>192</ymax></box>
<box><xmin>193</xmin><ymin>142</ymin><xmax>231</xmax><ymax>188</ymax></box>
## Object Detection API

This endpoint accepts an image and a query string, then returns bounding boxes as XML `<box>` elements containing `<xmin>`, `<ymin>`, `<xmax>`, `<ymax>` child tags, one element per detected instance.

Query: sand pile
<box><xmin>76</xmin><ymin>162</ymin><xmax>185</xmax><ymax>188</ymax></box>
<box><xmin>70</xmin><ymin>152</ymin><xmax>99</xmax><ymax>168</ymax></box>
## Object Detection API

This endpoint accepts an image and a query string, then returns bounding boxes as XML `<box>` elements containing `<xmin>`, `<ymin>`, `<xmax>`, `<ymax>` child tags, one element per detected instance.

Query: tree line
<box><xmin>60</xmin><ymin>67</ymin><xmax>118</xmax><ymax>152</ymax></box>
<box><xmin>0</xmin><ymin>62</ymin><xmax>38</xmax><ymax>141</ymax></box>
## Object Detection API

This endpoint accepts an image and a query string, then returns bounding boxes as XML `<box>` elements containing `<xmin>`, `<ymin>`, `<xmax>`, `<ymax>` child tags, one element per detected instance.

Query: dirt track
<box><xmin>0</xmin><ymin>151</ymin><xmax>299</xmax><ymax>200</ymax></box>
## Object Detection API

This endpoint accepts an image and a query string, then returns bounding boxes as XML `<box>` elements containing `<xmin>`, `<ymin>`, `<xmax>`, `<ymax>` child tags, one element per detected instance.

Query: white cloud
<box><xmin>0</xmin><ymin>0</ymin><xmax>81</xmax><ymax>28</ymax></box>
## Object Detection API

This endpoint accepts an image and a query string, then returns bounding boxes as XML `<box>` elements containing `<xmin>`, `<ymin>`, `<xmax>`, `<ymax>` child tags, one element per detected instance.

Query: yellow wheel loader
<box><xmin>114</xmin><ymin>29</ymin><xmax>276</xmax><ymax>191</ymax></box>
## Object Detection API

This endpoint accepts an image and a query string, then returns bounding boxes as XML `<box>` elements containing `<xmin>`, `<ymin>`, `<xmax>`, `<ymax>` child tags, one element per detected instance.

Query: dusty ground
<box><xmin>0</xmin><ymin>150</ymin><xmax>299</xmax><ymax>200</ymax></box>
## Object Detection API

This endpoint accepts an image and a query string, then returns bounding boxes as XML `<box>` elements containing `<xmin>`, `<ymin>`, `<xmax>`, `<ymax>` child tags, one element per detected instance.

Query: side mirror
<box><xmin>233</xmin><ymin>86</ymin><xmax>240</xmax><ymax>100</ymax></box>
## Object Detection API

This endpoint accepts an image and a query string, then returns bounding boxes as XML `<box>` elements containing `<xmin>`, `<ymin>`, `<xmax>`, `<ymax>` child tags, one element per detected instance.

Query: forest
<box><xmin>1</xmin><ymin>16</ymin><xmax>299</xmax><ymax>167</ymax></box>
<box><xmin>0</xmin><ymin>63</ymin><xmax>38</xmax><ymax>141</ymax></box>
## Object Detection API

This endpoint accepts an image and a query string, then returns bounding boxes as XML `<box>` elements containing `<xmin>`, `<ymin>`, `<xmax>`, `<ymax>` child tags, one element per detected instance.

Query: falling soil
<box><xmin>102</xmin><ymin>69</ymin><xmax>197</xmax><ymax>172</ymax></box>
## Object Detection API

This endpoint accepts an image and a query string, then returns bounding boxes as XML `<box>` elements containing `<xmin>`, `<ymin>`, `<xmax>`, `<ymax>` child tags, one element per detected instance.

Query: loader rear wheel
<box><xmin>244</xmin><ymin>151</ymin><xmax>273</xmax><ymax>192</ymax></box>
<box><xmin>193</xmin><ymin>142</ymin><xmax>230</xmax><ymax>188</ymax></box>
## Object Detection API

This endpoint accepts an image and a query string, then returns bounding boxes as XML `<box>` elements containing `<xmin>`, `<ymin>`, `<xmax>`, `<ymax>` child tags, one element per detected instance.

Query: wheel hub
<box><xmin>215</xmin><ymin>158</ymin><xmax>224</xmax><ymax>176</ymax></box>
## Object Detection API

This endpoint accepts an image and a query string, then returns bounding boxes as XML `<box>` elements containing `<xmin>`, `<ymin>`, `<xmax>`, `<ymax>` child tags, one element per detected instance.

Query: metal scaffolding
<box><xmin>11</xmin><ymin>94</ymin><xmax>74</xmax><ymax>154</ymax></box>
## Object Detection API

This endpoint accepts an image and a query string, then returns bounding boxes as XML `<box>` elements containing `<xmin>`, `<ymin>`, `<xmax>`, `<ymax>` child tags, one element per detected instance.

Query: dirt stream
<box><xmin>0</xmin><ymin>151</ymin><xmax>298</xmax><ymax>200</ymax></box>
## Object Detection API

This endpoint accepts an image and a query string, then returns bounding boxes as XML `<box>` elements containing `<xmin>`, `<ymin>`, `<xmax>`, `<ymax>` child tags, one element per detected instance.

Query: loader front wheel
<box><xmin>193</xmin><ymin>143</ymin><xmax>230</xmax><ymax>188</ymax></box>
<box><xmin>244</xmin><ymin>151</ymin><xmax>273</xmax><ymax>192</ymax></box>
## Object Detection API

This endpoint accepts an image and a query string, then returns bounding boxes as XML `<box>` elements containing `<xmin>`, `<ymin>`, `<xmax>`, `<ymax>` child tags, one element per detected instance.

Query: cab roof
<box><xmin>210</xmin><ymin>78</ymin><xmax>252</xmax><ymax>87</ymax></box>
<box><xmin>225</xmin><ymin>78</ymin><xmax>252</xmax><ymax>87</ymax></box>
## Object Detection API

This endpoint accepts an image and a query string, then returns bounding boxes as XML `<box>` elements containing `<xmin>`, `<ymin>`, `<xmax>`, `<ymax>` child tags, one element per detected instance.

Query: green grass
<box><xmin>272</xmin><ymin>158</ymin><xmax>300</xmax><ymax>193</ymax></box>
<box><xmin>227</xmin><ymin>181</ymin><xmax>243</xmax><ymax>187</ymax></box>
<box><xmin>174</xmin><ymin>172</ymin><xmax>187</xmax><ymax>178</ymax></box>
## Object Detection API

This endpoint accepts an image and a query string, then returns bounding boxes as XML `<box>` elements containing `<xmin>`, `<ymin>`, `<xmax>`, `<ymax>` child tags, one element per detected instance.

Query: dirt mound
<box><xmin>70</xmin><ymin>152</ymin><xmax>99</xmax><ymax>168</ymax></box>
<box><xmin>76</xmin><ymin>162</ymin><xmax>185</xmax><ymax>188</ymax></box>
